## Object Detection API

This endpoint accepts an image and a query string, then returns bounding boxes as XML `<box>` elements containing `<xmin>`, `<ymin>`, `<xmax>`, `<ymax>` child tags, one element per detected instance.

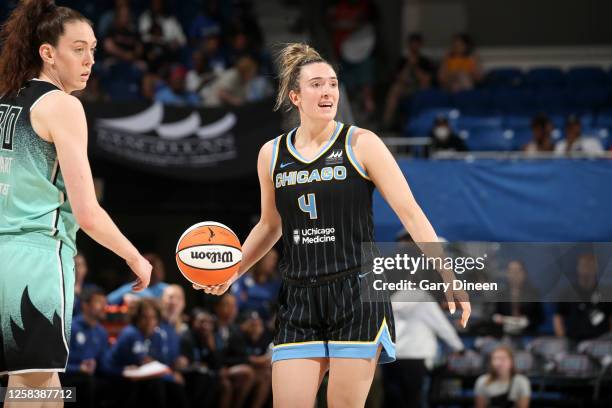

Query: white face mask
<box><xmin>434</xmin><ymin>126</ymin><xmax>450</xmax><ymax>141</ymax></box>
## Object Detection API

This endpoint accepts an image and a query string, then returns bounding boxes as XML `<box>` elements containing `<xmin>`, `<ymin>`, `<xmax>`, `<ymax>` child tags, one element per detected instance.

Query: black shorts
<box><xmin>272</xmin><ymin>269</ymin><xmax>395</xmax><ymax>364</ymax></box>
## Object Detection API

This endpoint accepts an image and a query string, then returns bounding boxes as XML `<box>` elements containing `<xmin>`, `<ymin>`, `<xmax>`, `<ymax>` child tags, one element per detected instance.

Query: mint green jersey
<box><xmin>0</xmin><ymin>79</ymin><xmax>79</xmax><ymax>254</ymax></box>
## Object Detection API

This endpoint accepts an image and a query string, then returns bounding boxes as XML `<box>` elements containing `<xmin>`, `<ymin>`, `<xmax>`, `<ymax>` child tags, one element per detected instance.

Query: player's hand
<box><xmin>192</xmin><ymin>273</ymin><xmax>238</xmax><ymax>296</ymax></box>
<box><xmin>445</xmin><ymin>288</ymin><xmax>471</xmax><ymax>328</ymax></box>
<box><xmin>127</xmin><ymin>255</ymin><xmax>152</xmax><ymax>292</ymax></box>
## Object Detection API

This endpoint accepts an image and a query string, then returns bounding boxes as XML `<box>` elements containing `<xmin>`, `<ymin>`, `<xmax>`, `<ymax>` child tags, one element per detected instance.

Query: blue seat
<box><xmin>534</xmin><ymin>88</ymin><xmax>571</xmax><ymax>115</ymax></box>
<box><xmin>571</xmin><ymin>87</ymin><xmax>609</xmax><ymax>111</ymax></box>
<box><xmin>410</xmin><ymin>89</ymin><xmax>453</xmax><ymax>113</ymax></box>
<box><xmin>453</xmin><ymin>89</ymin><xmax>492</xmax><ymax>115</ymax></box>
<box><xmin>404</xmin><ymin>108</ymin><xmax>459</xmax><ymax>137</ymax></box>
<box><xmin>485</xmin><ymin>67</ymin><xmax>523</xmax><ymax>88</ymax></box>
<box><xmin>503</xmin><ymin>115</ymin><xmax>532</xmax><ymax>129</ymax></box>
<box><xmin>461</xmin><ymin>127</ymin><xmax>513</xmax><ymax>151</ymax></box>
<box><xmin>596</xmin><ymin>108</ymin><xmax>612</xmax><ymax>128</ymax></box>
<box><xmin>508</xmin><ymin>127</ymin><xmax>533</xmax><ymax>150</ymax></box>
<box><xmin>457</xmin><ymin>115</ymin><xmax>503</xmax><ymax>130</ymax></box>
<box><xmin>106</xmin><ymin>81</ymin><xmax>143</xmax><ymax>102</ymax></box>
<box><xmin>102</xmin><ymin>62</ymin><xmax>143</xmax><ymax>102</ymax></box>
<box><xmin>525</xmin><ymin>67</ymin><xmax>566</xmax><ymax>88</ymax></box>
<box><xmin>492</xmin><ymin>88</ymin><xmax>535</xmax><ymax>115</ymax></box>
<box><xmin>549</xmin><ymin>114</ymin><xmax>565</xmax><ymax>128</ymax></box>
<box><xmin>567</xmin><ymin>67</ymin><xmax>608</xmax><ymax>87</ymax></box>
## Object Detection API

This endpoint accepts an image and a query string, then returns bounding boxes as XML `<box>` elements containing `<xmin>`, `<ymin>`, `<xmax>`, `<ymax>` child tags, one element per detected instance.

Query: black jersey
<box><xmin>271</xmin><ymin>122</ymin><xmax>378</xmax><ymax>279</ymax></box>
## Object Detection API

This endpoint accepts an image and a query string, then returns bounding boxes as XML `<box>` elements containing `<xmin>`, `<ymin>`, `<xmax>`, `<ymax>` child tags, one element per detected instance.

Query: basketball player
<box><xmin>0</xmin><ymin>1</ymin><xmax>151</xmax><ymax>405</ymax></box>
<box><xmin>196</xmin><ymin>43</ymin><xmax>471</xmax><ymax>407</ymax></box>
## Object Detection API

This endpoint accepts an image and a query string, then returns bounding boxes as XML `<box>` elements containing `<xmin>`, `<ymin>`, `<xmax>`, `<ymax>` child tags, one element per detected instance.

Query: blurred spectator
<box><xmin>154</xmin><ymin>65</ymin><xmax>201</xmax><ymax>106</ymax></box>
<box><xmin>329</xmin><ymin>0</ymin><xmax>377</xmax><ymax>114</ymax></box>
<box><xmin>105</xmin><ymin>298</ymin><xmax>189</xmax><ymax>408</ymax></box>
<box><xmin>62</xmin><ymin>286</ymin><xmax>109</xmax><ymax>408</ymax></box>
<box><xmin>439</xmin><ymin>33</ymin><xmax>483</xmax><ymax>92</ymax></box>
<box><xmin>97</xmin><ymin>0</ymin><xmax>133</xmax><ymax>39</ymax></box>
<box><xmin>523</xmin><ymin>113</ymin><xmax>554</xmax><ymax>154</ymax></box>
<box><xmin>141</xmin><ymin>22</ymin><xmax>171</xmax><ymax>101</ymax></box>
<box><xmin>159</xmin><ymin>285</ymin><xmax>190</xmax><ymax>387</ymax></box>
<box><xmin>142</xmin><ymin>22</ymin><xmax>171</xmax><ymax>74</ymax></box>
<box><xmin>226</xmin><ymin>30</ymin><xmax>253</xmax><ymax>67</ymax></box>
<box><xmin>382</xmin><ymin>33</ymin><xmax>435</xmax><ymax>129</ymax></box>
<box><xmin>200</xmin><ymin>33</ymin><xmax>230</xmax><ymax>74</ymax></box>
<box><xmin>231</xmin><ymin>248</ymin><xmax>281</xmax><ymax>321</ymax></box>
<box><xmin>554</xmin><ymin>115</ymin><xmax>604</xmax><ymax>155</ymax></box>
<box><xmin>492</xmin><ymin>260</ymin><xmax>544</xmax><ymax>336</ymax></box>
<box><xmin>185</xmin><ymin>50</ymin><xmax>217</xmax><ymax>94</ymax></box>
<box><xmin>181</xmin><ymin>308</ymin><xmax>232</xmax><ymax>408</ymax></box>
<box><xmin>385</xmin><ymin>290</ymin><xmax>464</xmax><ymax>408</ymax></box>
<box><xmin>427</xmin><ymin>115</ymin><xmax>467</xmax><ymax>155</ymax></box>
<box><xmin>188</xmin><ymin>0</ymin><xmax>223</xmax><ymax>46</ymax></box>
<box><xmin>161</xmin><ymin>284</ymin><xmax>188</xmax><ymax>335</ymax></box>
<box><xmin>139</xmin><ymin>0</ymin><xmax>186</xmax><ymax>50</ymax></box>
<box><xmin>474</xmin><ymin>346</ymin><xmax>531</xmax><ymax>408</ymax></box>
<box><xmin>214</xmin><ymin>293</ymin><xmax>256</xmax><ymax>408</ymax></box>
<box><xmin>180</xmin><ymin>309</ymin><xmax>228</xmax><ymax>407</ymax></box>
<box><xmin>554</xmin><ymin>253</ymin><xmax>612</xmax><ymax>342</ymax></box>
<box><xmin>227</xmin><ymin>1</ymin><xmax>265</xmax><ymax>53</ymax></box>
<box><xmin>107</xmin><ymin>253</ymin><xmax>169</xmax><ymax>306</ymax></box>
<box><xmin>203</xmin><ymin>56</ymin><xmax>271</xmax><ymax>107</ymax></box>
<box><xmin>103</xmin><ymin>4</ymin><xmax>144</xmax><ymax>70</ymax></box>
<box><xmin>159</xmin><ymin>287</ymin><xmax>190</xmax><ymax>389</ymax></box>
<box><xmin>239</xmin><ymin>310</ymin><xmax>273</xmax><ymax>408</ymax></box>
<box><xmin>73</xmin><ymin>252</ymin><xmax>92</xmax><ymax>315</ymax></box>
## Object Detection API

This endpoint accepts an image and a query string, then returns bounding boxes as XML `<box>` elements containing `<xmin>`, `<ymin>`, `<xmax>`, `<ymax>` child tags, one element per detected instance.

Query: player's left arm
<box><xmin>351</xmin><ymin>128</ymin><xmax>436</xmax><ymax>243</ymax></box>
<box><xmin>351</xmin><ymin>128</ymin><xmax>471</xmax><ymax>327</ymax></box>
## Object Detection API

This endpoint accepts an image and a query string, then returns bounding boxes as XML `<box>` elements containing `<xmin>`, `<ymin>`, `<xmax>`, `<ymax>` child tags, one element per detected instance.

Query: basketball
<box><xmin>175</xmin><ymin>221</ymin><xmax>242</xmax><ymax>286</ymax></box>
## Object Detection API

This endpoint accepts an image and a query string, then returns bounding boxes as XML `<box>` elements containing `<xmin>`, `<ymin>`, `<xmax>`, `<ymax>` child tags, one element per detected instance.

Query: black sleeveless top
<box><xmin>271</xmin><ymin>122</ymin><xmax>378</xmax><ymax>279</ymax></box>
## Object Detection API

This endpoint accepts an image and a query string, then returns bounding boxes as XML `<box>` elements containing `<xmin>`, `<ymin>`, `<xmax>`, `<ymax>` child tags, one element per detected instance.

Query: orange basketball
<box><xmin>175</xmin><ymin>221</ymin><xmax>242</xmax><ymax>286</ymax></box>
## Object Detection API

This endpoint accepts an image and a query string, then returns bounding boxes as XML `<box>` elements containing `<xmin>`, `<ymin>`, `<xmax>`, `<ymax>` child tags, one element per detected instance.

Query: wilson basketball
<box><xmin>175</xmin><ymin>221</ymin><xmax>242</xmax><ymax>286</ymax></box>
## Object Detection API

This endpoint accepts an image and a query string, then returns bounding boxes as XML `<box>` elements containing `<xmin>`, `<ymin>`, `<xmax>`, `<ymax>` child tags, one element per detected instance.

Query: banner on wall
<box><xmin>374</xmin><ymin>158</ymin><xmax>612</xmax><ymax>242</ymax></box>
<box><xmin>84</xmin><ymin>99</ymin><xmax>281</xmax><ymax>181</ymax></box>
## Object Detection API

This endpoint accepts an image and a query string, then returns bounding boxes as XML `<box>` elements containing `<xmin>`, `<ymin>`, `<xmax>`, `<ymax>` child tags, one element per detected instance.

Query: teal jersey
<box><xmin>0</xmin><ymin>79</ymin><xmax>79</xmax><ymax>254</ymax></box>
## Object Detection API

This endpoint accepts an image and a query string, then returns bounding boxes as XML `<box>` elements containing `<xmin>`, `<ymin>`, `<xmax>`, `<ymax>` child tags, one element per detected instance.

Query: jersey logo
<box><xmin>293</xmin><ymin>229</ymin><xmax>300</xmax><ymax>244</ymax></box>
<box><xmin>325</xmin><ymin>149</ymin><xmax>343</xmax><ymax>165</ymax></box>
<box><xmin>280</xmin><ymin>161</ymin><xmax>294</xmax><ymax>169</ymax></box>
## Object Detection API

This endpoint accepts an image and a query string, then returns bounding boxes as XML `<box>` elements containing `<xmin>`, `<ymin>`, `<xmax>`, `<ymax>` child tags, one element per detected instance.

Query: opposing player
<box><xmin>196</xmin><ymin>43</ymin><xmax>471</xmax><ymax>407</ymax></box>
<box><xmin>0</xmin><ymin>1</ymin><xmax>151</xmax><ymax>404</ymax></box>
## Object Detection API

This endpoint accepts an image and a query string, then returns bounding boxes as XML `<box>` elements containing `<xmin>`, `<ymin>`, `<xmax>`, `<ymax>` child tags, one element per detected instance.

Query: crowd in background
<box><xmin>57</xmin><ymin>237</ymin><xmax>612</xmax><ymax>407</ymax></box>
<box><xmin>1</xmin><ymin>0</ymin><xmax>609</xmax><ymax>157</ymax></box>
<box><xmin>0</xmin><ymin>0</ymin><xmax>275</xmax><ymax>107</ymax></box>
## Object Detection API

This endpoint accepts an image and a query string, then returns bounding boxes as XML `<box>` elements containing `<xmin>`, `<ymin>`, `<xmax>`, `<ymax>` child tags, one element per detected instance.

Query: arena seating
<box><xmin>403</xmin><ymin>65</ymin><xmax>612</xmax><ymax>151</ymax></box>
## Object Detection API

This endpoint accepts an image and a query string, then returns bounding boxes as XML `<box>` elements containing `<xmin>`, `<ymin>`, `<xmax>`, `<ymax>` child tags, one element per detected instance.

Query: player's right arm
<box><xmin>195</xmin><ymin>139</ymin><xmax>282</xmax><ymax>295</ymax></box>
<box><xmin>31</xmin><ymin>92</ymin><xmax>151</xmax><ymax>291</ymax></box>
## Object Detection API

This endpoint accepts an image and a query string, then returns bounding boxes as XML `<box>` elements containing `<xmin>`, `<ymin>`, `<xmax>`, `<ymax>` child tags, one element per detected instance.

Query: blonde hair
<box><xmin>274</xmin><ymin>43</ymin><xmax>328</xmax><ymax>112</ymax></box>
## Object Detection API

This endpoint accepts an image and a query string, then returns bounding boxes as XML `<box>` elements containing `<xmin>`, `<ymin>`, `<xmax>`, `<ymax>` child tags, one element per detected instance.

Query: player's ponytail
<box><xmin>0</xmin><ymin>0</ymin><xmax>91</xmax><ymax>97</ymax></box>
<box><xmin>274</xmin><ymin>43</ymin><xmax>327</xmax><ymax>112</ymax></box>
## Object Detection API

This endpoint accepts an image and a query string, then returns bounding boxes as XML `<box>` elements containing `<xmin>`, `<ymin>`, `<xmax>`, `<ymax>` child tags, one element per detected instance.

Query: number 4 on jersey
<box><xmin>0</xmin><ymin>104</ymin><xmax>23</xmax><ymax>152</ymax></box>
<box><xmin>298</xmin><ymin>193</ymin><xmax>318</xmax><ymax>219</ymax></box>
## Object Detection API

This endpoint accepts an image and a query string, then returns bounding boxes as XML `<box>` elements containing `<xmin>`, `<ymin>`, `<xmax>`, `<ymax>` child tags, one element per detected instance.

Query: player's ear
<box><xmin>39</xmin><ymin>43</ymin><xmax>55</xmax><ymax>66</ymax></box>
<box><xmin>288</xmin><ymin>89</ymin><xmax>300</xmax><ymax>108</ymax></box>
